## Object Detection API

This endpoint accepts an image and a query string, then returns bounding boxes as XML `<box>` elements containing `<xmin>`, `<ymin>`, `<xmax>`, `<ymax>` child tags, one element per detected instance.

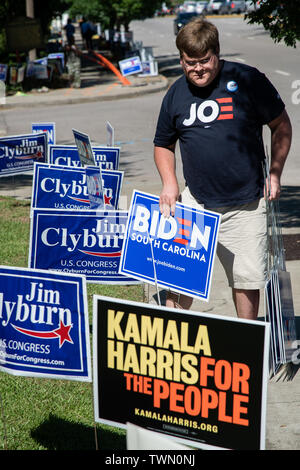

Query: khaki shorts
<box><xmin>181</xmin><ymin>186</ymin><xmax>268</xmax><ymax>289</ymax></box>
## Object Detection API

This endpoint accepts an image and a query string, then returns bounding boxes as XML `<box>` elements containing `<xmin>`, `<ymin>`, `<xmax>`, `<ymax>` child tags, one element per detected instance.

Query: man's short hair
<box><xmin>176</xmin><ymin>18</ymin><xmax>220</xmax><ymax>57</ymax></box>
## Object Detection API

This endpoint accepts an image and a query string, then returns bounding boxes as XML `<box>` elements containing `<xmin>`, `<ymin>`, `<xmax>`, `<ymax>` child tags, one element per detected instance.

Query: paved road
<box><xmin>1</xmin><ymin>16</ymin><xmax>299</xmax><ymax>204</ymax></box>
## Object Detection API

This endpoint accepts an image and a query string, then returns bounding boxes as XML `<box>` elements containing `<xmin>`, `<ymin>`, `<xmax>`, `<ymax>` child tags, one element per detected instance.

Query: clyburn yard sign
<box><xmin>93</xmin><ymin>297</ymin><xmax>270</xmax><ymax>450</ymax></box>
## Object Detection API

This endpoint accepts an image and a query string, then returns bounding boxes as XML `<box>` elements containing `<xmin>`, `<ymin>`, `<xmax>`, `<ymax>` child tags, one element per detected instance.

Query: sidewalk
<box><xmin>0</xmin><ymin>72</ymin><xmax>168</xmax><ymax>112</ymax></box>
<box><xmin>0</xmin><ymin>26</ymin><xmax>169</xmax><ymax>114</ymax></box>
<box><xmin>0</xmin><ymin>42</ymin><xmax>299</xmax><ymax>451</ymax></box>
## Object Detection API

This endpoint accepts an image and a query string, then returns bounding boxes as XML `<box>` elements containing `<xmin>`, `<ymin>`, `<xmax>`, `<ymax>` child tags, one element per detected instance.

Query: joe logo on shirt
<box><xmin>183</xmin><ymin>97</ymin><xmax>234</xmax><ymax>126</ymax></box>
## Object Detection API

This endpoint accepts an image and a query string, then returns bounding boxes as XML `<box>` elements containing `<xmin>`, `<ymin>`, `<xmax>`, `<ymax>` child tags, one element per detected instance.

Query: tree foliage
<box><xmin>66</xmin><ymin>0</ymin><xmax>162</xmax><ymax>31</ymax></box>
<box><xmin>0</xmin><ymin>0</ymin><xmax>69</xmax><ymax>34</ymax></box>
<box><xmin>0</xmin><ymin>0</ymin><xmax>69</xmax><ymax>58</ymax></box>
<box><xmin>245</xmin><ymin>0</ymin><xmax>300</xmax><ymax>48</ymax></box>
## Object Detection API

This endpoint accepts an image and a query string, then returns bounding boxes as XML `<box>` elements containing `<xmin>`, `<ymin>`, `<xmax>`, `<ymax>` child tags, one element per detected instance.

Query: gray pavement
<box><xmin>0</xmin><ymin>70</ymin><xmax>168</xmax><ymax>112</ymax></box>
<box><xmin>0</xmin><ymin>50</ymin><xmax>299</xmax><ymax>451</ymax></box>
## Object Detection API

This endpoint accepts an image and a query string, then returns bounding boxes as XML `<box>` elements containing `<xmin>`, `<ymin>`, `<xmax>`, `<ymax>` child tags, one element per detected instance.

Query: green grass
<box><xmin>0</xmin><ymin>196</ymin><xmax>144</xmax><ymax>450</ymax></box>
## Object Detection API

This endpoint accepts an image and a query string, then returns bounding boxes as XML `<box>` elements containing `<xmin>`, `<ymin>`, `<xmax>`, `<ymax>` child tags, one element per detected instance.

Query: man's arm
<box><xmin>267</xmin><ymin>109</ymin><xmax>292</xmax><ymax>200</ymax></box>
<box><xmin>154</xmin><ymin>144</ymin><xmax>179</xmax><ymax>217</ymax></box>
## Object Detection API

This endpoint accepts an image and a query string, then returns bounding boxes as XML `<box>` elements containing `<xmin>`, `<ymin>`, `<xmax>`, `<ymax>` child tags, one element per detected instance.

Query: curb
<box><xmin>0</xmin><ymin>75</ymin><xmax>169</xmax><ymax>112</ymax></box>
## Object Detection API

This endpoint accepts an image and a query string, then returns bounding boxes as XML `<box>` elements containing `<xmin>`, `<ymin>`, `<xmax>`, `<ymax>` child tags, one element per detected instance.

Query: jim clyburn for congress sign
<box><xmin>93</xmin><ymin>297</ymin><xmax>270</xmax><ymax>450</ymax></box>
<box><xmin>0</xmin><ymin>133</ymin><xmax>47</xmax><ymax>177</ymax></box>
<box><xmin>29</xmin><ymin>208</ymin><xmax>139</xmax><ymax>285</ymax></box>
<box><xmin>119</xmin><ymin>191</ymin><xmax>221</xmax><ymax>301</ymax></box>
<box><xmin>31</xmin><ymin>163</ymin><xmax>123</xmax><ymax>210</ymax></box>
<box><xmin>0</xmin><ymin>266</ymin><xmax>91</xmax><ymax>381</ymax></box>
<box><xmin>48</xmin><ymin>145</ymin><xmax>120</xmax><ymax>171</ymax></box>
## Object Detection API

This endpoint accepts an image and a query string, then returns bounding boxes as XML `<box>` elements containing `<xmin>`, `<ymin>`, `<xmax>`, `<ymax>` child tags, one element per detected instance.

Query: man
<box><xmin>65</xmin><ymin>43</ymin><xmax>81</xmax><ymax>89</ymax></box>
<box><xmin>153</xmin><ymin>18</ymin><xmax>292</xmax><ymax>320</ymax></box>
<box><xmin>64</xmin><ymin>19</ymin><xmax>75</xmax><ymax>46</ymax></box>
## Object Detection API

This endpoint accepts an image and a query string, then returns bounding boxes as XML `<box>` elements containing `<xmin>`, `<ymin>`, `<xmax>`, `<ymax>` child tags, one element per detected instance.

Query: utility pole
<box><xmin>26</xmin><ymin>0</ymin><xmax>36</xmax><ymax>60</ymax></box>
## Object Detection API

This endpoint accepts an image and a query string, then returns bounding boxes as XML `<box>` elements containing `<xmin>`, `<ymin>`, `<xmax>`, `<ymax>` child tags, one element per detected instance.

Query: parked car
<box><xmin>196</xmin><ymin>1</ymin><xmax>209</xmax><ymax>14</ymax></box>
<box><xmin>174</xmin><ymin>12</ymin><xmax>198</xmax><ymax>34</ymax></box>
<box><xmin>208</xmin><ymin>0</ymin><xmax>231</xmax><ymax>14</ymax></box>
<box><xmin>245</xmin><ymin>0</ymin><xmax>261</xmax><ymax>12</ymax></box>
<box><xmin>229</xmin><ymin>0</ymin><xmax>246</xmax><ymax>13</ymax></box>
<box><xmin>181</xmin><ymin>1</ymin><xmax>197</xmax><ymax>12</ymax></box>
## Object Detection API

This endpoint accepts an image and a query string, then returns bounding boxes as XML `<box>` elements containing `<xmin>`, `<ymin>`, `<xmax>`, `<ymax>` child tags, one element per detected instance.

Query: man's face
<box><xmin>180</xmin><ymin>50</ymin><xmax>220</xmax><ymax>87</ymax></box>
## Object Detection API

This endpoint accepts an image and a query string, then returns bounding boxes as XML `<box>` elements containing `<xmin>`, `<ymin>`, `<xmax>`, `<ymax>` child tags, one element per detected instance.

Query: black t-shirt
<box><xmin>153</xmin><ymin>61</ymin><xmax>285</xmax><ymax>207</ymax></box>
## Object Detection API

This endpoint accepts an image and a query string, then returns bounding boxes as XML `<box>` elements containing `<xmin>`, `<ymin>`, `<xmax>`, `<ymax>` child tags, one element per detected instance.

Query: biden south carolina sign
<box><xmin>119</xmin><ymin>191</ymin><xmax>221</xmax><ymax>301</ymax></box>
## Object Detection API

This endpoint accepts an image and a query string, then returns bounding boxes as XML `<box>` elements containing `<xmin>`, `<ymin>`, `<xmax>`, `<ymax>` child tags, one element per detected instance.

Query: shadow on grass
<box><xmin>31</xmin><ymin>413</ymin><xmax>126</xmax><ymax>451</ymax></box>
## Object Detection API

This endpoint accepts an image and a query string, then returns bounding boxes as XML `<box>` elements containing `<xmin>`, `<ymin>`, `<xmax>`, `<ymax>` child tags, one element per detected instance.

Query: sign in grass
<box><xmin>0</xmin><ymin>265</ymin><xmax>91</xmax><ymax>381</ymax></box>
<box><xmin>93</xmin><ymin>296</ymin><xmax>270</xmax><ymax>450</ymax></box>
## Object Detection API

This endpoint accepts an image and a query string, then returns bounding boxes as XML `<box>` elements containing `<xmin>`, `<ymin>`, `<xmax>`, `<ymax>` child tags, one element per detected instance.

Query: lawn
<box><xmin>0</xmin><ymin>196</ymin><xmax>144</xmax><ymax>450</ymax></box>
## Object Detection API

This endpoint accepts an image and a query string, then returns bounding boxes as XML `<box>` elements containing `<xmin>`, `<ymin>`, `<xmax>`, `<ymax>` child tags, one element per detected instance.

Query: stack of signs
<box><xmin>93</xmin><ymin>296</ymin><xmax>270</xmax><ymax>450</ymax></box>
<box><xmin>263</xmin><ymin>161</ymin><xmax>298</xmax><ymax>378</ymax></box>
<box><xmin>28</xmin><ymin>128</ymin><xmax>137</xmax><ymax>284</ymax></box>
<box><xmin>265</xmin><ymin>268</ymin><xmax>298</xmax><ymax>377</ymax></box>
<box><xmin>0</xmin><ymin>133</ymin><xmax>47</xmax><ymax>177</ymax></box>
<box><xmin>0</xmin><ymin>265</ymin><xmax>91</xmax><ymax>381</ymax></box>
<box><xmin>119</xmin><ymin>190</ymin><xmax>221</xmax><ymax>302</ymax></box>
<box><xmin>31</xmin><ymin>162</ymin><xmax>123</xmax><ymax>211</ymax></box>
<box><xmin>48</xmin><ymin>144</ymin><xmax>120</xmax><ymax>171</ymax></box>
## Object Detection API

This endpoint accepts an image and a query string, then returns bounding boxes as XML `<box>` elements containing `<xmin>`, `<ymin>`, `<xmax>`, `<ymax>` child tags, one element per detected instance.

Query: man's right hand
<box><xmin>159</xmin><ymin>183</ymin><xmax>180</xmax><ymax>218</ymax></box>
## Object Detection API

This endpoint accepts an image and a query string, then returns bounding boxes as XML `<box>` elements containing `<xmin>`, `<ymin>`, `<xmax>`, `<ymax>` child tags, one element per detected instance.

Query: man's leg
<box><xmin>232</xmin><ymin>288</ymin><xmax>260</xmax><ymax>320</ymax></box>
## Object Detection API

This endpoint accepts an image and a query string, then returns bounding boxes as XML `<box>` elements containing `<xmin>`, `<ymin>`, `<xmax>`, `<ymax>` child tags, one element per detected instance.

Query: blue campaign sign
<box><xmin>119</xmin><ymin>191</ymin><xmax>221</xmax><ymax>301</ymax></box>
<box><xmin>48</xmin><ymin>144</ymin><xmax>120</xmax><ymax>170</ymax></box>
<box><xmin>72</xmin><ymin>129</ymin><xmax>96</xmax><ymax>167</ymax></box>
<box><xmin>0</xmin><ymin>265</ymin><xmax>91</xmax><ymax>381</ymax></box>
<box><xmin>0</xmin><ymin>64</ymin><xmax>8</xmax><ymax>81</ymax></box>
<box><xmin>31</xmin><ymin>162</ymin><xmax>123</xmax><ymax>210</ymax></box>
<box><xmin>47</xmin><ymin>52</ymin><xmax>65</xmax><ymax>69</ymax></box>
<box><xmin>32</xmin><ymin>122</ymin><xmax>56</xmax><ymax>145</ymax></box>
<box><xmin>29</xmin><ymin>208</ymin><xmax>139</xmax><ymax>284</ymax></box>
<box><xmin>119</xmin><ymin>56</ymin><xmax>142</xmax><ymax>76</ymax></box>
<box><xmin>85</xmin><ymin>165</ymin><xmax>105</xmax><ymax>210</ymax></box>
<box><xmin>0</xmin><ymin>133</ymin><xmax>47</xmax><ymax>177</ymax></box>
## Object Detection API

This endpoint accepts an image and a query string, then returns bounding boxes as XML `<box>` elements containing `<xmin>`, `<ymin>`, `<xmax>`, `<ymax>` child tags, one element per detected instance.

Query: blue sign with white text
<box><xmin>0</xmin><ymin>133</ymin><xmax>47</xmax><ymax>177</ymax></box>
<box><xmin>0</xmin><ymin>266</ymin><xmax>91</xmax><ymax>381</ymax></box>
<box><xmin>29</xmin><ymin>208</ymin><xmax>139</xmax><ymax>284</ymax></box>
<box><xmin>119</xmin><ymin>56</ymin><xmax>142</xmax><ymax>76</ymax></box>
<box><xmin>119</xmin><ymin>191</ymin><xmax>221</xmax><ymax>301</ymax></box>
<box><xmin>48</xmin><ymin>145</ymin><xmax>120</xmax><ymax>170</ymax></box>
<box><xmin>31</xmin><ymin>163</ymin><xmax>123</xmax><ymax>210</ymax></box>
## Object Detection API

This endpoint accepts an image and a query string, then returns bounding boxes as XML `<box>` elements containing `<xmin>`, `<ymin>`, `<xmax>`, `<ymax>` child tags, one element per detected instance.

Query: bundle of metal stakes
<box><xmin>263</xmin><ymin>157</ymin><xmax>299</xmax><ymax>381</ymax></box>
